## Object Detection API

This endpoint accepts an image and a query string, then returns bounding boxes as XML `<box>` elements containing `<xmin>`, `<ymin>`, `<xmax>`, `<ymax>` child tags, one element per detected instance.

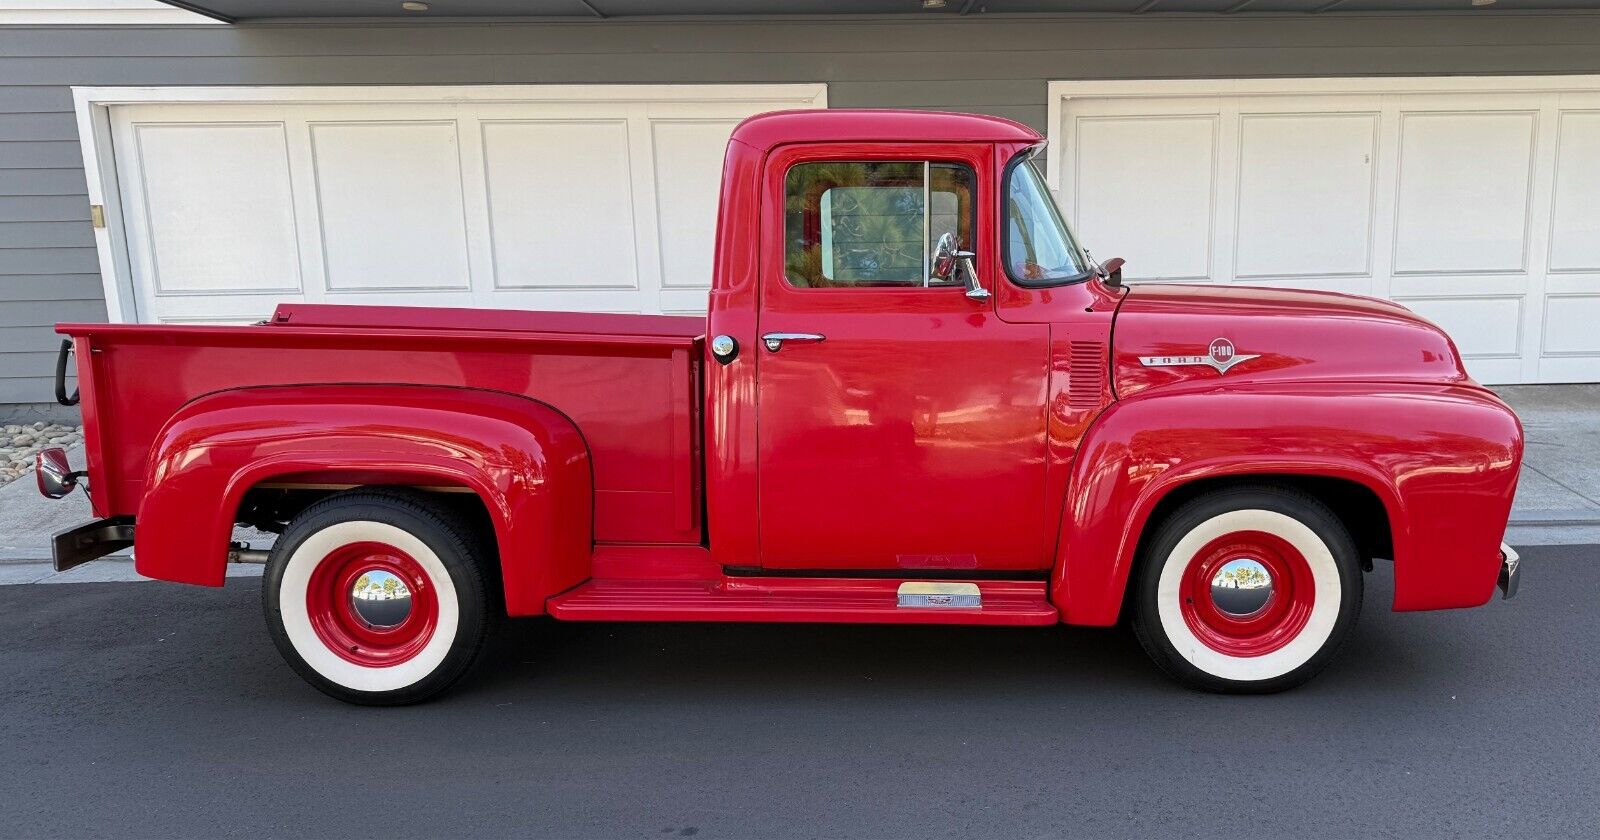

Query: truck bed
<box><xmin>60</xmin><ymin>304</ymin><xmax>704</xmax><ymax>545</ymax></box>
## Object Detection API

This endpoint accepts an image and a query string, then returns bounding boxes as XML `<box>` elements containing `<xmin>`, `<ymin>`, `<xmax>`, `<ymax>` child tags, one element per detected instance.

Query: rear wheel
<box><xmin>1130</xmin><ymin>484</ymin><xmax>1362</xmax><ymax>693</ymax></box>
<box><xmin>262</xmin><ymin>490</ymin><xmax>493</xmax><ymax>705</ymax></box>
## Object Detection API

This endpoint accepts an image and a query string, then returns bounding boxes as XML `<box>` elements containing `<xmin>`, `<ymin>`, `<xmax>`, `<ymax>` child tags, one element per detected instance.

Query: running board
<box><xmin>547</xmin><ymin>577</ymin><xmax>1057</xmax><ymax>625</ymax></box>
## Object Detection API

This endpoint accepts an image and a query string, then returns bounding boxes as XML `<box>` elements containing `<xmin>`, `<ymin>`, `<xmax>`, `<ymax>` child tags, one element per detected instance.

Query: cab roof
<box><xmin>728</xmin><ymin>109</ymin><xmax>1042</xmax><ymax>153</ymax></box>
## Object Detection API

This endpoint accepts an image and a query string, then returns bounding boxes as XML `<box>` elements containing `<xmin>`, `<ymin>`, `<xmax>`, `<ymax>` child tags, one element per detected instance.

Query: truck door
<box><xmin>755</xmin><ymin>145</ymin><xmax>1052</xmax><ymax>571</ymax></box>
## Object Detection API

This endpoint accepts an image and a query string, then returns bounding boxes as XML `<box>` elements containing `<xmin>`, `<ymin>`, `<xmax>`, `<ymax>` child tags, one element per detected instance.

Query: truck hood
<box><xmin>1111</xmin><ymin>284</ymin><xmax>1470</xmax><ymax>399</ymax></box>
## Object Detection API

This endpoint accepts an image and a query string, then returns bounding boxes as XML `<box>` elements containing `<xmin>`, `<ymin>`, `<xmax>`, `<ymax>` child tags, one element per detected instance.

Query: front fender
<box><xmin>136</xmin><ymin>384</ymin><xmax>593</xmax><ymax>616</ymax></box>
<box><xmin>1054</xmin><ymin>382</ymin><xmax>1521</xmax><ymax>625</ymax></box>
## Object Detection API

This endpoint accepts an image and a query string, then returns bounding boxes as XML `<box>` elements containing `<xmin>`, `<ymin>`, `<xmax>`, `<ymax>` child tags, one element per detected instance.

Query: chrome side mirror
<box><xmin>930</xmin><ymin>231</ymin><xmax>959</xmax><ymax>284</ymax></box>
<box><xmin>929</xmin><ymin>231</ymin><xmax>988</xmax><ymax>301</ymax></box>
<box><xmin>1099</xmin><ymin>256</ymin><xmax>1126</xmax><ymax>288</ymax></box>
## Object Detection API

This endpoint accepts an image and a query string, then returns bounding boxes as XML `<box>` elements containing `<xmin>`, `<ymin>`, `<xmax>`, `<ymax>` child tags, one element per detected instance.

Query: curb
<box><xmin>0</xmin><ymin>557</ymin><xmax>263</xmax><ymax>586</ymax></box>
<box><xmin>1508</xmin><ymin>509</ymin><xmax>1600</xmax><ymax>528</ymax></box>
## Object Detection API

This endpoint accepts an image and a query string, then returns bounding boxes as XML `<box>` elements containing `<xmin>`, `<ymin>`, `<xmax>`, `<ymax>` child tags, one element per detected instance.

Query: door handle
<box><xmin>761</xmin><ymin>332</ymin><xmax>825</xmax><ymax>352</ymax></box>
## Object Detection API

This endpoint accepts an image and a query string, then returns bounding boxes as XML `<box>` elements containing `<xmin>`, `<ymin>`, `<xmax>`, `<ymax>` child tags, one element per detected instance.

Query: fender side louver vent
<box><xmin>1068</xmin><ymin>340</ymin><xmax>1107</xmax><ymax>410</ymax></box>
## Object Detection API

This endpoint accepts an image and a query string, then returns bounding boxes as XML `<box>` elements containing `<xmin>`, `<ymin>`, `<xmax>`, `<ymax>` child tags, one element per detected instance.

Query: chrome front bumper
<box><xmin>1497</xmin><ymin>543</ymin><xmax>1520</xmax><ymax>600</ymax></box>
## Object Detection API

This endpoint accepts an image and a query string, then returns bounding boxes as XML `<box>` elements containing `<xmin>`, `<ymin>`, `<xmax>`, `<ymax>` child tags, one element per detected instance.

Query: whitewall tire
<box><xmin>1131</xmin><ymin>485</ymin><xmax>1363</xmax><ymax>693</ymax></box>
<box><xmin>263</xmin><ymin>490</ymin><xmax>493</xmax><ymax>705</ymax></box>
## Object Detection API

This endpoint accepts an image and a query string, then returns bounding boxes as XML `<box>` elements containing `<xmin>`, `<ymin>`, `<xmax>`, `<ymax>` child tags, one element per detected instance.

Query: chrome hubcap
<box><xmin>349</xmin><ymin>569</ymin><xmax>413</xmax><ymax>629</ymax></box>
<box><xmin>1209</xmin><ymin>558</ymin><xmax>1274</xmax><ymax>617</ymax></box>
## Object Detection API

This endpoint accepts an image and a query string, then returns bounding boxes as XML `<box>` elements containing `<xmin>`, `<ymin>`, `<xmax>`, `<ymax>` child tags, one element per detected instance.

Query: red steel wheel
<box><xmin>304</xmin><ymin>541</ymin><xmax>441</xmax><ymax>668</ymax></box>
<box><xmin>1175</xmin><ymin>530</ymin><xmax>1316</xmax><ymax>659</ymax></box>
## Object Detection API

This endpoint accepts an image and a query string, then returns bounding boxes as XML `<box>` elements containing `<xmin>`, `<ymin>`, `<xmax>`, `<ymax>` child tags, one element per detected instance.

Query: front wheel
<box><xmin>263</xmin><ymin>490</ymin><xmax>493</xmax><ymax>705</ymax></box>
<box><xmin>1130</xmin><ymin>484</ymin><xmax>1363</xmax><ymax>693</ymax></box>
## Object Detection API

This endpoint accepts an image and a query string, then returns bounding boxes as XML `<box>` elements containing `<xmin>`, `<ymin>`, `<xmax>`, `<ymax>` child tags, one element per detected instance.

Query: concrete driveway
<box><xmin>1496</xmin><ymin>385</ymin><xmax>1600</xmax><ymax>542</ymax></box>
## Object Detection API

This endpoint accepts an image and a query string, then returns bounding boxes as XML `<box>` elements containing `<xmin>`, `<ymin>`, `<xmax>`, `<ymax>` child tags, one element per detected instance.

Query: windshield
<box><xmin>1004</xmin><ymin>155</ymin><xmax>1089</xmax><ymax>285</ymax></box>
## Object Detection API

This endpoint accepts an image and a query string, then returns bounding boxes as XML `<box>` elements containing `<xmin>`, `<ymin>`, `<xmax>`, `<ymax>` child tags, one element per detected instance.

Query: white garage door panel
<box><xmin>1074</xmin><ymin>116</ymin><xmax>1215</xmax><ymax>281</ymax></box>
<box><xmin>130</xmin><ymin>122</ymin><xmax>300</xmax><ymax>296</ymax></box>
<box><xmin>1543</xmin><ymin>295</ymin><xmax>1600</xmax><ymax>356</ymax></box>
<box><xmin>1549</xmin><ymin>112</ymin><xmax>1600</xmax><ymax>273</ymax></box>
<box><xmin>106</xmin><ymin>85</ymin><xmax>826</xmax><ymax>323</ymax></box>
<box><xmin>1401</xmin><ymin>296</ymin><xmax>1524</xmax><ymax>358</ymax></box>
<box><xmin>1053</xmin><ymin>78</ymin><xmax>1600</xmax><ymax>384</ymax></box>
<box><xmin>482</xmin><ymin>120</ymin><xmax>639</xmax><ymax>292</ymax></box>
<box><xmin>1393</xmin><ymin>112</ymin><xmax>1535</xmax><ymax>275</ymax></box>
<box><xmin>1235</xmin><ymin>113</ymin><xmax>1376</xmax><ymax>280</ymax></box>
<box><xmin>653</xmin><ymin>120</ymin><xmax>736</xmax><ymax>291</ymax></box>
<box><xmin>310</xmin><ymin>121</ymin><xmax>472</xmax><ymax>292</ymax></box>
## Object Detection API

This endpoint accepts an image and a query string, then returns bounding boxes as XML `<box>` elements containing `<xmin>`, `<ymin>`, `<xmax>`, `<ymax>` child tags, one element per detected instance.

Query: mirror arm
<box><xmin>956</xmin><ymin>251</ymin><xmax>989</xmax><ymax>301</ymax></box>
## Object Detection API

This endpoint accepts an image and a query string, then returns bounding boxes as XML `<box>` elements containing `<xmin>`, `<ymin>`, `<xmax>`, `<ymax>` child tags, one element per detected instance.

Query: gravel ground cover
<box><xmin>0</xmin><ymin>423</ymin><xmax>81</xmax><ymax>486</ymax></box>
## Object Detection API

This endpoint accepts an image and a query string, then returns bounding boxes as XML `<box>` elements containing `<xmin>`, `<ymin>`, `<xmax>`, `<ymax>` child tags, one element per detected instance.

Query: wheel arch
<box><xmin>135</xmin><ymin>383</ymin><xmax>594</xmax><ymax>616</ymax></box>
<box><xmin>1133</xmin><ymin>472</ymin><xmax>1395</xmax><ymax>576</ymax></box>
<box><xmin>1117</xmin><ymin>472</ymin><xmax>1393</xmax><ymax>623</ymax></box>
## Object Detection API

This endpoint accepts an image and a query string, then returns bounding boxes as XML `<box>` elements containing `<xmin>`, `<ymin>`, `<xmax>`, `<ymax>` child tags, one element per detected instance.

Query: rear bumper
<box><xmin>1497</xmin><ymin>543</ymin><xmax>1520</xmax><ymax>600</ymax></box>
<box><xmin>52</xmin><ymin>517</ymin><xmax>134</xmax><ymax>572</ymax></box>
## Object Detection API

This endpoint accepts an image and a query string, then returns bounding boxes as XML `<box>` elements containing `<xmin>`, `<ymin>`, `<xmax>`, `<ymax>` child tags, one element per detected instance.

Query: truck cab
<box><xmin>705</xmin><ymin>111</ymin><xmax>1117</xmax><ymax>576</ymax></box>
<box><xmin>42</xmin><ymin>110</ymin><xmax>1523</xmax><ymax>705</ymax></box>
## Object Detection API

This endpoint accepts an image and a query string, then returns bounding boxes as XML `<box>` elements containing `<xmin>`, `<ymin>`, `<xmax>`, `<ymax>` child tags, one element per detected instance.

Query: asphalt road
<box><xmin>1</xmin><ymin>545</ymin><xmax>1597</xmax><ymax>840</ymax></box>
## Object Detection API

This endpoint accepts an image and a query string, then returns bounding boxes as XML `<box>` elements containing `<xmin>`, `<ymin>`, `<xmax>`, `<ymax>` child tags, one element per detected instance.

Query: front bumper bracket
<box><xmin>1497</xmin><ymin>543</ymin><xmax>1520</xmax><ymax>600</ymax></box>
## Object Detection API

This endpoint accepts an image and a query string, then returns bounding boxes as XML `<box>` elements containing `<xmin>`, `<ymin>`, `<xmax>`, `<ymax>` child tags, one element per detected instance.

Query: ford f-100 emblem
<box><xmin>1139</xmin><ymin>338</ymin><xmax>1260</xmax><ymax>375</ymax></box>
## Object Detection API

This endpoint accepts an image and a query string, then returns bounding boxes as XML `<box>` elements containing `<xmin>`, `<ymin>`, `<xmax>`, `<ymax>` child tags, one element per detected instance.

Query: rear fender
<box><xmin>136</xmin><ymin>384</ymin><xmax>593</xmax><ymax>616</ymax></box>
<box><xmin>1054</xmin><ymin>383</ymin><xmax>1521</xmax><ymax>625</ymax></box>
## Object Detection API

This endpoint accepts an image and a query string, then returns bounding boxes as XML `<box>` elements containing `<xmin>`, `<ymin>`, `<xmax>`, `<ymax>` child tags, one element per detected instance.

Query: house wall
<box><xmin>4</xmin><ymin>12</ymin><xmax>1600</xmax><ymax>404</ymax></box>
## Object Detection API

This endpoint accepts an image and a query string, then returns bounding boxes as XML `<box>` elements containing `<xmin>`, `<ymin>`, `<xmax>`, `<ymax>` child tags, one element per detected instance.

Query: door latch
<box><xmin>761</xmin><ymin>332</ymin><xmax>825</xmax><ymax>352</ymax></box>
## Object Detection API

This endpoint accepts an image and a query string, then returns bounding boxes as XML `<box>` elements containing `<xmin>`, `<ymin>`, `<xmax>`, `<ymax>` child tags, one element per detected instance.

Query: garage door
<box><xmin>103</xmin><ymin>85</ymin><xmax>826</xmax><ymax>323</ymax></box>
<box><xmin>1049</xmin><ymin>78</ymin><xmax>1600</xmax><ymax>385</ymax></box>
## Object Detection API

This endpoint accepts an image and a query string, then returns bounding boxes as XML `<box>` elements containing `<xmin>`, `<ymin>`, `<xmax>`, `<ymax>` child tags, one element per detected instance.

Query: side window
<box><xmin>785</xmin><ymin>161</ymin><xmax>976</xmax><ymax>289</ymax></box>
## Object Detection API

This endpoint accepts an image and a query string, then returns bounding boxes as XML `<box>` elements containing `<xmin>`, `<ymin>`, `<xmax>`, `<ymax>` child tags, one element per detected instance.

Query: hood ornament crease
<box><xmin>1139</xmin><ymin>338</ymin><xmax>1260</xmax><ymax>375</ymax></box>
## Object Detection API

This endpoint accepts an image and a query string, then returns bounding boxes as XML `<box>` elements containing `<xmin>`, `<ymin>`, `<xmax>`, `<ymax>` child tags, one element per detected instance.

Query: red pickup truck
<box><xmin>39</xmin><ymin>109</ymin><xmax>1523</xmax><ymax>704</ymax></box>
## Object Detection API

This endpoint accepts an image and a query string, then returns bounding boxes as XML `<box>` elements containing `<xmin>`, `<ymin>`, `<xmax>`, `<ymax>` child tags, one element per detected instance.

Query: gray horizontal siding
<box><xmin>0</xmin><ymin>273</ymin><xmax>103</xmax><ymax>300</ymax></box>
<box><xmin>0</xmin><ymin>378</ymin><xmax>58</xmax><ymax>405</ymax></box>
<box><xmin>0</xmin><ymin>86</ymin><xmax>74</xmax><ymax>113</ymax></box>
<box><xmin>1</xmin><ymin>112</ymin><xmax>78</xmax><ymax>142</ymax></box>
<box><xmin>4</xmin><ymin>299</ymin><xmax>105</xmax><ymax>324</ymax></box>
<box><xmin>0</xmin><ymin>169</ymin><xmax>87</xmax><ymax>196</ymax></box>
<box><xmin>0</xmin><ymin>140</ymin><xmax>83</xmax><ymax>168</ymax></box>
<box><xmin>0</xmin><ymin>302</ymin><xmax>96</xmax><ymax>405</ymax></box>
<box><xmin>3</xmin><ymin>247</ymin><xmax>99</xmax><ymax>274</ymax></box>
<box><xmin>0</xmin><ymin>195</ymin><xmax>88</xmax><ymax>222</ymax></box>
<box><xmin>8</xmin><ymin>44</ymin><xmax>1600</xmax><ymax>88</ymax></box>
<box><xmin>0</xmin><ymin>221</ymin><xmax>94</xmax><ymax>248</ymax></box>
<box><xmin>1</xmin><ymin>324</ymin><xmax>80</xmax><ymax>349</ymax></box>
<box><xmin>3</xmin><ymin>13</ymin><xmax>1600</xmax><ymax>405</ymax></box>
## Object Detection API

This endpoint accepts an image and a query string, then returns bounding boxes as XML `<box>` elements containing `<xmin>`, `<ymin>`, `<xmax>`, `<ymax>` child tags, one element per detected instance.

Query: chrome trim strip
<box><xmin>1138</xmin><ymin>352</ymin><xmax>1261</xmax><ymax>375</ymax></box>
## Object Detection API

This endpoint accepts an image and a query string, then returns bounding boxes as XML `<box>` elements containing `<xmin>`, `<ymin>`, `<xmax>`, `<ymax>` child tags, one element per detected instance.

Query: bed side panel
<box><xmin>59</xmin><ymin>325</ymin><xmax>701</xmax><ymax>545</ymax></box>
